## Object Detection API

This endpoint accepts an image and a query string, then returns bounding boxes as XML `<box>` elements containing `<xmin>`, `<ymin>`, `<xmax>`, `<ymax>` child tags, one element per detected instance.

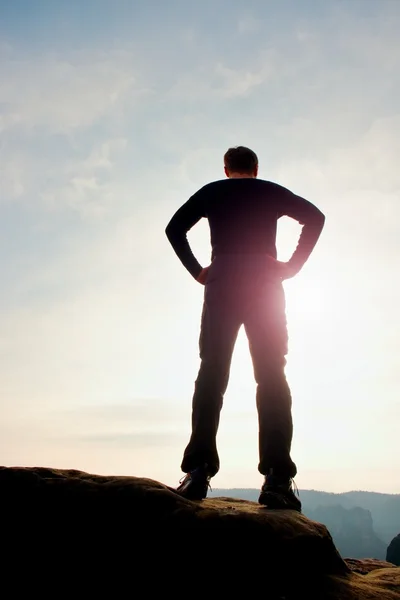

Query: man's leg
<box><xmin>181</xmin><ymin>288</ymin><xmax>241</xmax><ymax>478</ymax></box>
<box><xmin>244</xmin><ymin>281</ymin><xmax>297</xmax><ymax>480</ymax></box>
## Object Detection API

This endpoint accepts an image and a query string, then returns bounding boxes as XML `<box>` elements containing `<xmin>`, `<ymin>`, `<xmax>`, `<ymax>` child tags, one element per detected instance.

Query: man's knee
<box><xmin>253</xmin><ymin>358</ymin><xmax>287</xmax><ymax>386</ymax></box>
<box><xmin>196</xmin><ymin>357</ymin><xmax>231</xmax><ymax>390</ymax></box>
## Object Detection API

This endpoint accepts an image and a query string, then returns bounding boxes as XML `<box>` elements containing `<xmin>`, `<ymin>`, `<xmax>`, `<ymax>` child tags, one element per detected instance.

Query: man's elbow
<box><xmin>165</xmin><ymin>222</ymin><xmax>174</xmax><ymax>242</ymax></box>
<box><xmin>314</xmin><ymin>209</ymin><xmax>325</xmax><ymax>230</ymax></box>
<box><xmin>165</xmin><ymin>221</ymin><xmax>183</xmax><ymax>247</ymax></box>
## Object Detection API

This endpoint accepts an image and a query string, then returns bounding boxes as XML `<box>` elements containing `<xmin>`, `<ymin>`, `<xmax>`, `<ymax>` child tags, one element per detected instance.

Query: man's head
<box><xmin>224</xmin><ymin>146</ymin><xmax>258</xmax><ymax>178</ymax></box>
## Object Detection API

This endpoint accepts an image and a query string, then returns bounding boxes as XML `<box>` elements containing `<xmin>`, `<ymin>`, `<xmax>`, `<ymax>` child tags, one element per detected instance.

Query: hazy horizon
<box><xmin>1</xmin><ymin>0</ymin><xmax>399</xmax><ymax>494</ymax></box>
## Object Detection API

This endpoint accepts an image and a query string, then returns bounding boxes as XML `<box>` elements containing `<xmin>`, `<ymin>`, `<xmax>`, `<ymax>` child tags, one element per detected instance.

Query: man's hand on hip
<box><xmin>266</xmin><ymin>256</ymin><xmax>297</xmax><ymax>280</ymax></box>
<box><xmin>276</xmin><ymin>261</ymin><xmax>297</xmax><ymax>280</ymax></box>
<box><xmin>196</xmin><ymin>266</ymin><xmax>210</xmax><ymax>285</ymax></box>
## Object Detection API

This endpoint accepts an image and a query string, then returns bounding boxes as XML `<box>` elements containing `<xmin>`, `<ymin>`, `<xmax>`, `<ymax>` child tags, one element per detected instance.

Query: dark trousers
<box><xmin>181</xmin><ymin>255</ymin><xmax>297</xmax><ymax>479</ymax></box>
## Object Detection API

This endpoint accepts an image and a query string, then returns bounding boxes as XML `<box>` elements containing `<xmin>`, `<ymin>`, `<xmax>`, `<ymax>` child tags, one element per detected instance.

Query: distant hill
<box><xmin>300</xmin><ymin>490</ymin><xmax>400</xmax><ymax>544</ymax></box>
<box><xmin>387</xmin><ymin>534</ymin><xmax>400</xmax><ymax>566</ymax></box>
<box><xmin>209</xmin><ymin>488</ymin><xmax>400</xmax><ymax>559</ymax></box>
<box><xmin>307</xmin><ymin>504</ymin><xmax>387</xmax><ymax>559</ymax></box>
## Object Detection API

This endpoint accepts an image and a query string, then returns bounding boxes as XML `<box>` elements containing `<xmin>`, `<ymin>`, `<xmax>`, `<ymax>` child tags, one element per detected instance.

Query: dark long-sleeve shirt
<box><xmin>165</xmin><ymin>178</ymin><xmax>325</xmax><ymax>280</ymax></box>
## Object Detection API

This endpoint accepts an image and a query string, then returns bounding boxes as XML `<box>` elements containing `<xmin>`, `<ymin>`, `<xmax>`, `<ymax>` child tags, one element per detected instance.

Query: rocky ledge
<box><xmin>1</xmin><ymin>466</ymin><xmax>399</xmax><ymax>599</ymax></box>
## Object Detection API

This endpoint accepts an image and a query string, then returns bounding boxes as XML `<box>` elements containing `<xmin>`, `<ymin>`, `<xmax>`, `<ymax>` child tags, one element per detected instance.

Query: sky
<box><xmin>0</xmin><ymin>0</ymin><xmax>399</xmax><ymax>494</ymax></box>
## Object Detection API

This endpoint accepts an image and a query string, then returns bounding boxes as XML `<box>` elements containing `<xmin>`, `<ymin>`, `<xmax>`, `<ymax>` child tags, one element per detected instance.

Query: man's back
<box><xmin>166</xmin><ymin>177</ymin><xmax>325</xmax><ymax>279</ymax></box>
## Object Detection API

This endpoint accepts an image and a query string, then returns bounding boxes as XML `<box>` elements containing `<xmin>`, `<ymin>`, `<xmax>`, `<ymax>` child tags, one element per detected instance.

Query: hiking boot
<box><xmin>258</xmin><ymin>474</ymin><xmax>302</xmax><ymax>512</ymax></box>
<box><xmin>176</xmin><ymin>464</ymin><xmax>212</xmax><ymax>500</ymax></box>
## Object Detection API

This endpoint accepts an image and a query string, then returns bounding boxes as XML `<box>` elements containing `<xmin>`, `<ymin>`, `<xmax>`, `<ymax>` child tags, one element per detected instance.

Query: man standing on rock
<box><xmin>165</xmin><ymin>146</ymin><xmax>325</xmax><ymax>511</ymax></box>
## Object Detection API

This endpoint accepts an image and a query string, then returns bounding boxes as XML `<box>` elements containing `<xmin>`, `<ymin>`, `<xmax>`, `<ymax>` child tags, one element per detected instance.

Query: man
<box><xmin>165</xmin><ymin>146</ymin><xmax>325</xmax><ymax>511</ymax></box>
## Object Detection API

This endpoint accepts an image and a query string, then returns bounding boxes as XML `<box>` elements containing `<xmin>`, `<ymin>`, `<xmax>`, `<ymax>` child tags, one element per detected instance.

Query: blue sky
<box><xmin>1</xmin><ymin>0</ymin><xmax>399</xmax><ymax>493</ymax></box>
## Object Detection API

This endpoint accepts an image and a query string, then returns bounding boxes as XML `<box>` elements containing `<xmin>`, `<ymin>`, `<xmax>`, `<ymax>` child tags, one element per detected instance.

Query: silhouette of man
<box><xmin>165</xmin><ymin>146</ymin><xmax>325</xmax><ymax>510</ymax></box>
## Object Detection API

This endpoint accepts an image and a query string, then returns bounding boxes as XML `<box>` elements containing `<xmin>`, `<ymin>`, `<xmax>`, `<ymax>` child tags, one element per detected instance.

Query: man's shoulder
<box><xmin>193</xmin><ymin>178</ymin><xmax>292</xmax><ymax>196</ymax></box>
<box><xmin>197</xmin><ymin>178</ymin><xmax>280</xmax><ymax>189</ymax></box>
<box><xmin>258</xmin><ymin>179</ymin><xmax>291</xmax><ymax>192</ymax></box>
<box><xmin>189</xmin><ymin>179</ymin><xmax>224</xmax><ymax>196</ymax></box>
<box><xmin>198</xmin><ymin>179</ymin><xmax>227</xmax><ymax>190</ymax></box>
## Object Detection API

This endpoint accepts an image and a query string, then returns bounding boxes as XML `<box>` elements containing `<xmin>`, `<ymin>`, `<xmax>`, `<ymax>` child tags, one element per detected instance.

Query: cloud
<box><xmin>274</xmin><ymin>114</ymin><xmax>400</xmax><ymax>228</ymax></box>
<box><xmin>0</xmin><ymin>47</ymin><xmax>144</xmax><ymax>134</ymax></box>
<box><xmin>327</xmin><ymin>116</ymin><xmax>400</xmax><ymax>194</ymax></box>
<box><xmin>0</xmin><ymin>156</ymin><xmax>25</xmax><ymax>198</ymax></box>
<box><xmin>40</xmin><ymin>137</ymin><xmax>129</xmax><ymax>219</ymax></box>
<box><xmin>166</xmin><ymin>56</ymin><xmax>275</xmax><ymax>102</ymax></box>
<box><xmin>82</xmin><ymin>138</ymin><xmax>128</xmax><ymax>171</ymax></box>
<box><xmin>214</xmin><ymin>62</ymin><xmax>271</xmax><ymax>98</ymax></box>
<box><xmin>0</xmin><ymin>42</ymin><xmax>142</xmax><ymax>219</ymax></box>
<box><xmin>237</xmin><ymin>15</ymin><xmax>260</xmax><ymax>35</ymax></box>
<box><xmin>0</xmin><ymin>137</ymin><xmax>131</xmax><ymax>226</ymax></box>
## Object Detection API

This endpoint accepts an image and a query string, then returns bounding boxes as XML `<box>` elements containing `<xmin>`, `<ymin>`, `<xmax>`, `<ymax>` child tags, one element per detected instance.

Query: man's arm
<box><xmin>165</xmin><ymin>191</ymin><xmax>206</xmax><ymax>280</ymax></box>
<box><xmin>279</xmin><ymin>187</ymin><xmax>325</xmax><ymax>277</ymax></box>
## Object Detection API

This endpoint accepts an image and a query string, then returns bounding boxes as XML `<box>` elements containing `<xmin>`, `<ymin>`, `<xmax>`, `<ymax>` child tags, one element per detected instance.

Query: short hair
<box><xmin>224</xmin><ymin>146</ymin><xmax>258</xmax><ymax>174</ymax></box>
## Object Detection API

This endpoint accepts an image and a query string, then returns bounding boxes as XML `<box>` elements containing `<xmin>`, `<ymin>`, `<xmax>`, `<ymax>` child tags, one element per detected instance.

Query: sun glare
<box><xmin>285</xmin><ymin>278</ymin><xmax>328</xmax><ymax>321</ymax></box>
